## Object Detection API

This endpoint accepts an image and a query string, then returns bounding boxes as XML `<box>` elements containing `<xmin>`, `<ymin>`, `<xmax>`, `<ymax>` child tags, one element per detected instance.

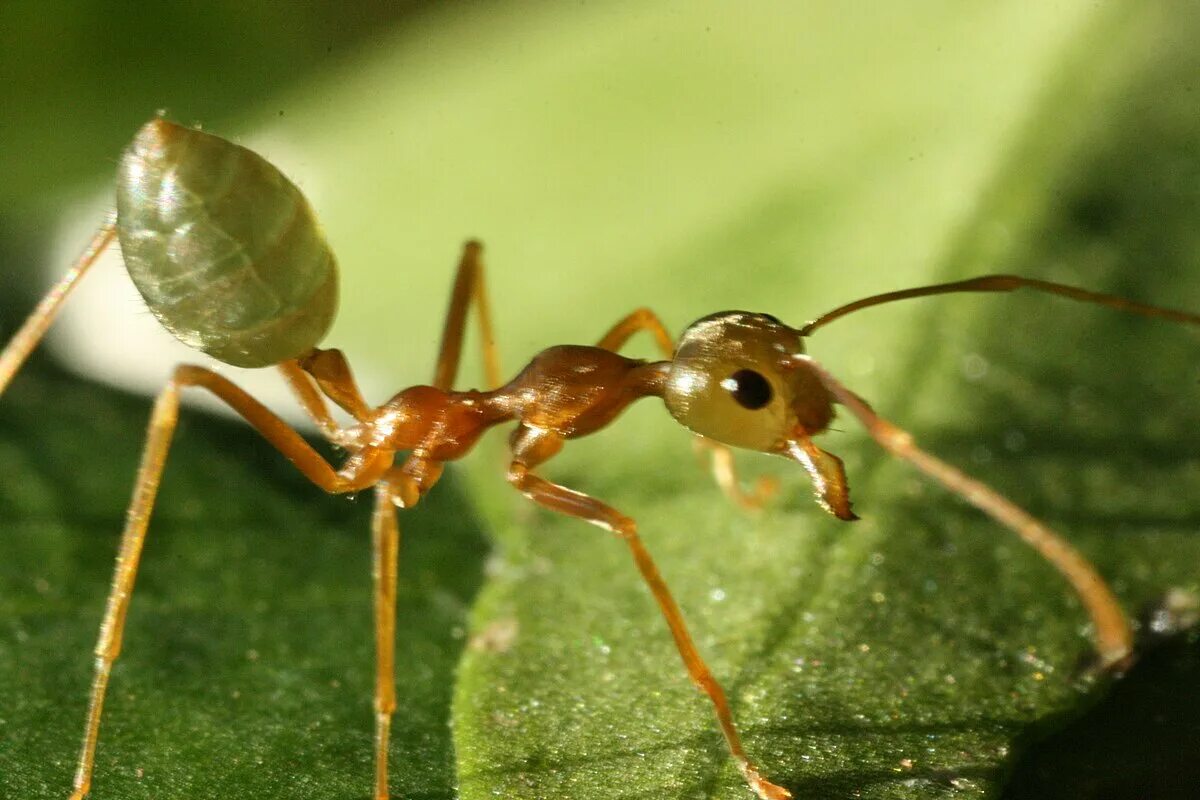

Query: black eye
<box><xmin>720</xmin><ymin>369</ymin><xmax>773</xmax><ymax>410</ymax></box>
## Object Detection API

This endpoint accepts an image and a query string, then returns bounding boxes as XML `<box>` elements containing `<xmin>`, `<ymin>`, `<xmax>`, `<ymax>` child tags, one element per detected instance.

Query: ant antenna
<box><xmin>799</xmin><ymin>273</ymin><xmax>1200</xmax><ymax>336</ymax></box>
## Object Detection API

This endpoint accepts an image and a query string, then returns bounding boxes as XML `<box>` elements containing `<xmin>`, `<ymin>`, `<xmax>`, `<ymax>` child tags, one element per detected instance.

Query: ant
<box><xmin>2</xmin><ymin>117</ymin><xmax>1198</xmax><ymax>800</ymax></box>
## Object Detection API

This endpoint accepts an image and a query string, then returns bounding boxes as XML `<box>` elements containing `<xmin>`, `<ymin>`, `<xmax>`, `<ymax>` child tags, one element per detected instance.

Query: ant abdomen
<box><xmin>115</xmin><ymin>118</ymin><xmax>338</xmax><ymax>368</ymax></box>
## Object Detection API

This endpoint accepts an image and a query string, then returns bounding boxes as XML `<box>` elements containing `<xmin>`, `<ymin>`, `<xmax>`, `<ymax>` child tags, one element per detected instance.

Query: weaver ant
<box><xmin>3</xmin><ymin>118</ymin><xmax>1198</xmax><ymax>800</ymax></box>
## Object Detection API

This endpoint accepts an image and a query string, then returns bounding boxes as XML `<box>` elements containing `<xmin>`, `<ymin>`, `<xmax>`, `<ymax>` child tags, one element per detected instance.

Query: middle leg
<box><xmin>433</xmin><ymin>241</ymin><xmax>502</xmax><ymax>391</ymax></box>
<box><xmin>371</xmin><ymin>480</ymin><xmax>402</xmax><ymax>800</ymax></box>
<box><xmin>369</xmin><ymin>457</ymin><xmax>445</xmax><ymax>799</ymax></box>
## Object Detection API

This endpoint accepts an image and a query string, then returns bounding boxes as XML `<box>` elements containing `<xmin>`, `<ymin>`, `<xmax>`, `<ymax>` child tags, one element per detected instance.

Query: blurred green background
<box><xmin>2</xmin><ymin>2</ymin><xmax>1199</xmax><ymax>798</ymax></box>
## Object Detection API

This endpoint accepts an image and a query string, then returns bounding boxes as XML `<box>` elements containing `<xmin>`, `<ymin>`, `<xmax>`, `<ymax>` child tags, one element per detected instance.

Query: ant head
<box><xmin>663</xmin><ymin>311</ymin><xmax>853</xmax><ymax>519</ymax></box>
<box><xmin>663</xmin><ymin>312</ymin><xmax>834</xmax><ymax>453</ymax></box>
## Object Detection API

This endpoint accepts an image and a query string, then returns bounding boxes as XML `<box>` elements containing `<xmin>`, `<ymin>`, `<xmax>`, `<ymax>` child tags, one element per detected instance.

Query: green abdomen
<box><xmin>115</xmin><ymin>119</ymin><xmax>337</xmax><ymax>368</ymax></box>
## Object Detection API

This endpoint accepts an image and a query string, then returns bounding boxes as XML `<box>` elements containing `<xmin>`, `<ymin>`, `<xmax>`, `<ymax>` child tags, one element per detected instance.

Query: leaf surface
<box><xmin>2</xmin><ymin>2</ymin><xmax>1199</xmax><ymax>799</ymax></box>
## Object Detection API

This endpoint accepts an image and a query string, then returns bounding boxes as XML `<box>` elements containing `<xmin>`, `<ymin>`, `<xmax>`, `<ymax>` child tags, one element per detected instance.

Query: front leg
<box><xmin>505</xmin><ymin>425</ymin><xmax>792</xmax><ymax>800</ymax></box>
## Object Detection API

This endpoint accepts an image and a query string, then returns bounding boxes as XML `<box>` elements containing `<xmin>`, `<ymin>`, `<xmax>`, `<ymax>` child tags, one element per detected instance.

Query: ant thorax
<box><xmin>357</xmin><ymin>384</ymin><xmax>500</xmax><ymax>461</ymax></box>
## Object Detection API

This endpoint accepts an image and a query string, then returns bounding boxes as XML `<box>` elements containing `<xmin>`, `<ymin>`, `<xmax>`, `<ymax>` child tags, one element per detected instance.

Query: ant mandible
<box><xmin>3</xmin><ymin>118</ymin><xmax>1198</xmax><ymax>800</ymax></box>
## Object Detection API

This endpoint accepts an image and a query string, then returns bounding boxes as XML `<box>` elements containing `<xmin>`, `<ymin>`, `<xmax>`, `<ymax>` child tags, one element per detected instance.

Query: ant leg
<box><xmin>595</xmin><ymin>309</ymin><xmax>776</xmax><ymax>510</ymax></box>
<box><xmin>505</xmin><ymin>428</ymin><xmax>791</xmax><ymax>800</ymax></box>
<box><xmin>210</xmin><ymin>365</ymin><xmax>430</xmax><ymax>800</ymax></box>
<box><xmin>368</xmin><ymin>458</ymin><xmax>442</xmax><ymax>800</ymax></box>
<box><xmin>693</xmin><ymin>437</ymin><xmax>780</xmax><ymax>511</ymax></box>
<box><xmin>277</xmin><ymin>360</ymin><xmax>345</xmax><ymax>442</ymax></box>
<box><xmin>371</xmin><ymin>480</ymin><xmax>401</xmax><ymax>800</ymax></box>
<box><xmin>595</xmin><ymin>307</ymin><xmax>676</xmax><ymax>356</ymax></box>
<box><xmin>367</xmin><ymin>455</ymin><xmax>444</xmax><ymax>800</ymax></box>
<box><xmin>798</xmin><ymin>355</ymin><xmax>1133</xmax><ymax>669</ymax></box>
<box><xmin>0</xmin><ymin>220</ymin><xmax>116</xmax><ymax>397</ymax></box>
<box><xmin>293</xmin><ymin>349</ymin><xmax>371</xmax><ymax>420</ymax></box>
<box><xmin>278</xmin><ymin>350</ymin><xmax>373</xmax><ymax>449</ymax></box>
<box><xmin>165</xmin><ymin>366</ymin><xmax>391</xmax><ymax>492</ymax></box>
<box><xmin>67</xmin><ymin>365</ymin><xmax>392</xmax><ymax>799</ymax></box>
<box><xmin>433</xmin><ymin>240</ymin><xmax>502</xmax><ymax>391</ymax></box>
<box><xmin>801</xmin><ymin>273</ymin><xmax>1200</xmax><ymax>335</ymax></box>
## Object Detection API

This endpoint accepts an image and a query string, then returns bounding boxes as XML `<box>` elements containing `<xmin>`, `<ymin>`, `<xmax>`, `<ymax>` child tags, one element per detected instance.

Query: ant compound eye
<box><xmin>722</xmin><ymin>369</ymin><xmax>773</xmax><ymax>410</ymax></box>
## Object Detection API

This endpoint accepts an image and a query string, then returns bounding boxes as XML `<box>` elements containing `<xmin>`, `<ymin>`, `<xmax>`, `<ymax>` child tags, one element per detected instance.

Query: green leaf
<box><xmin>2</xmin><ymin>2</ymin><xmax>1199</xmax><ymax>799</ymax></box>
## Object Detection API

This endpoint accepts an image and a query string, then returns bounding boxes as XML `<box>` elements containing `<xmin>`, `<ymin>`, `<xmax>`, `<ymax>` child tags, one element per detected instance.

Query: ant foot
<box><xmin>1075</xmin><ymin>644</ymin><xmax>1134</xmax><ymax>683</ymax></box>
<box><xmin>742</xmin><ymin>765</ymin><xmax>792</xmax><ymax>800</ymax></box>
<box><xmin>747</xmin><ymin>475</ymin><xmax>781</xmax><ymax>508</ymax></box>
